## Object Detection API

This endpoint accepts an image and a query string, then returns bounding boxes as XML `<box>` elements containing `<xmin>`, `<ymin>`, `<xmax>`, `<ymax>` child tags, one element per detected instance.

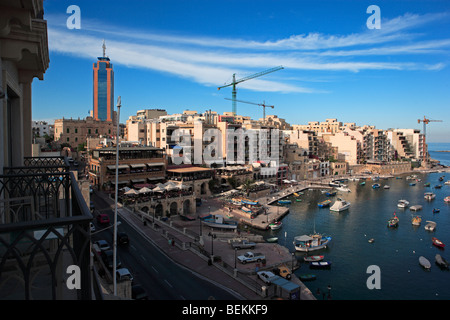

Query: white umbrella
<box><xmin>138</xmin><ymin>187</ymin><xmax>152</xmax><ymax>194</ymax></box>
<box><xmin>152</xmin><ymin>186</ymin><xmax>165</xmax><ymax>193</ymax></box>
<box><xmin>120</xmin><ymin>186</ymin><xmax>131</xmax><ymax>192</ymax></box>
<box><xmin>165</xmin><ymin>184</ymin><xmax>178</xmax><ymax>191</ymax></box>
<box><xmin>124</xmin><ymin>188</ymin><xmax>139</xmax><ymax>195</ymax></box>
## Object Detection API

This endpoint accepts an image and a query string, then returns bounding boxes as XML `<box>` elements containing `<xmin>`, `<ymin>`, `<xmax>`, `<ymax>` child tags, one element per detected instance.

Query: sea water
<box><xmin>261</xmin><ymin>171</ymin><xmax>450</xmax><ymax>300</ymax></box>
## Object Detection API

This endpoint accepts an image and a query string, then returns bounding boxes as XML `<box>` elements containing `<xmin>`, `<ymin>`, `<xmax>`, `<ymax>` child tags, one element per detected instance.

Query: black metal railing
<box><xmin>0</xmin><ymin>157</ymin><xmax>94</xmax><ymax>300</ymax></box>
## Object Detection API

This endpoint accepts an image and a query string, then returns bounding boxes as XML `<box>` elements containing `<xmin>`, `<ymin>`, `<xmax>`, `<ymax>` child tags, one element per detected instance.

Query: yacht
<box><xmin>330</xmin><ymin>198</ymin><xmax>351</xmax><ymax>212</ymax></box>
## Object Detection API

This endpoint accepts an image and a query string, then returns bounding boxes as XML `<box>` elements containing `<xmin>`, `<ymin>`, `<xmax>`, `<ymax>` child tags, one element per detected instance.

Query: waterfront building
<box><xmin>32</xmin><ymin>120</ymin><xmax>53</xmax><ymax>138</ymax></box>
<box><xmin>93</xmin><ymin>41</ymin><xmax>114</xmax><ymax>122</ymax></box>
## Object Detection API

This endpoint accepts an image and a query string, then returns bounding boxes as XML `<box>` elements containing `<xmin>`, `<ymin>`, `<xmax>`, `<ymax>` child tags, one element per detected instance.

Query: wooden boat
<box><xmin>268</xmin><ymin>221</ymin><xmax>282</xmax><ymax>230</ymax></box>
<box><xmin>293</xmin><ymin>192</ymin><xmax>300</xmax><ymax>197</ymax></box>
<box><xmin>372</xmin><ymin>183</ymin><xmax>380</xmax><ymax>189</ymax></box>
<box><xmin>424</xmin><ymin>221</ymin><xmax>436</xmax><ymax>231</ymax></box>
<box><xmin>202</xmin><ymin>214</ymin><xmax>238</xmax><ymax>230</ymax></box>
<box><xmin>309</xmin><ymin>261</ymin><xmax>332</xmax><ymax>269</ymax></box>
<box><xmin>419</xmin><ymin>256</ymin><xmax>431</xmax><ymax>270</ymax></box>
<box><xmin>435</xmin><ymin>254</ymin><xmax>449</xmax><ymax>269</ymax></box>
<box><xmin>411</xmin><ymin>215</ymin><xmax>422</xmax><ymax>226</ymax></box>
<box><xmin>317</xmin><ymin>199</ymin><xmax>332</xmax><ymax>208</ymax></box>
<box><xmin>387</xmin><ymin>214</ymin><xmax>399</xmax><ymax>228</ymax></box>
<box><xmin>397</xmin><ymin>199</ymin><xmax>409</xmax><ymax>208</ymax></box>
<box><xmin>278</xmin><ymin>199</ymin><xmax>291</xmax><ymax>205</ymax></box>
<box><xmin>303</xmin><ymin>255</ymin><xmax>324</xmax><ymax>262</ymax></box>
<box><xmin>432</xmin><ymin>237</ymin><xmax>445</xmax><ymax>248</ymax></box>
<box><xmin>325</xmin><ymin>191</ymin><xmax>336</xmax><ymax>196</ymax></box>
<box><xmin>266</xmin><ymin>237</ymin><xmax>278</xmax><ymax>243</ymax></box>
<box><xmin>299</xmin><ymin>274</ymin><xmax>316</xmax><ymax>281</ymax></box>
<box><xmin>241</xmin><ymin>198</ymin><xmax>258</xmax><ymax>205</ymax></box>
<box><xmin>293</xmin><ymin>234</ymin><xmax>332</xmax><ymax>252</ymax></box>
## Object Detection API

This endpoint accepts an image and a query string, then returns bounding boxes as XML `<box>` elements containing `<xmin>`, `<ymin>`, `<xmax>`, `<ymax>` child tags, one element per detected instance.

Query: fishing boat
<box><xmin>397</xmin><ymin>199</ymin><xmax>409</xmax><ymax>208</ymax></box>
<box><xmin>241</xmin><ymin>198</ymin><xmax>258</xmax><ymax>205</ymax></box>
<box><xmin>433</xmin><ymin>208</ymin><xmax>440</xmax><ymax>213</ymax></box>
<box><xmin>435</xmin><ymin>254</ymin><xmax>449</xmax><ymax>269</ymax></box>
<box><xmin>309</xmin><ymin>261</ymin><xmax>332</xmax><ymax>269</ymax></box>
<box><xmin>445</xmin><ymin>196</ymin><xmax>450</xmax><ymax>203</ymax></box>
<box><xmin>424</xmin><ymin>221</ymin><xmax>436</xmax><ymax>231</ymax></box>
<box><xmin>330</xmin><ymin>198</ymin><xmax>351</xmax><ymax>212</ymax></box>
<box><xmin>411</xmin><ymin>215</ymin><xmax>422</xmax><ymax>226</ymax></box>
<box><xmin>432</xmin><ymin>237</ymin><xmax>445</xmax><ymax>249</ymax></box>
<box><xmin>325</xmin><ymin>191</ymin><xmax>337</xmax><ymax>196</ymax></box>
<box><xmin>278</xmin><ymin>199</ymin><xmax>291</xmax><ymax>205</ymax></box>
<box><xmin>317</xmin><ymin>199</ymin><xmax>332</xmax><ymax>208</ymax></box>
<box><xmin>387</xmin><ymin>214</ymin><xmax>399</xmax><ymax>228</ymax></box>
<box><xmin>266</xmin><ymin>237</ymin><xmax>278</xmax><ymax>243</ymax></box>
<box><xmin>268</xmin><ymin>221</ymin><xmax>282</xmax><ymax>230</ymax></box>
<box><xmin>336</xmin><ymin>185</ymin><xmax>351</xmax><ymax>192</ymax></box>
<box><xmin>434</xmin><ymin>184</ymin><xmax>442</xmax><ymax>189</ymax></box>
<box><xmin>424</xmin><ymin>182</ymin><xmax>431</xmax><ymax>187</ymax></box>
<box><xmin>372</xmin><ymin>183</ymin><xmax>380</xmax><ymax>189</ymax></box>
<box><xmin>410</xmin><ymin>205</ymin><xmax>422</xmax><ymax>211</ymax></box>
<box><xmin>424</xmin><ymin>192</ymin><xmax>436</xmax><ymax>201</ymax></box>
<box><xmin>202</xmin><ymin>214</ymin><xmax>238</xmax><ymax>230</ymax></box>
<box><xmin>419</xmin><ymin>256</ymin><xmax>431</xmax><ymax>270</ymax></box>
<box><xmin>299</xmin><ymin>274</ymin><xmax>316</xmax><ymax>281</ymax></box>
<box><xmin>293</xmin><ymin>234</ymin><xmax>332</xmax><ymax>252</ymax></box>
<box><xmin>303</xmin><ymin>255</ymin><xmax>324</xmax><ymax>262</ymax></box>
<box><xmin>241</xmin><ymin>206</ymin><xmax>252</xmax><ymax>213</ymax></box>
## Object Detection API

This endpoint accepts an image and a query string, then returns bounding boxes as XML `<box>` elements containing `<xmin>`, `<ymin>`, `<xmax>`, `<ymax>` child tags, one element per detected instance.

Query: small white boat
<box><xmin>330</xmin><ymin>198</ymin><xmax>351</xmax><ymax>212</ymax></box>
<box><xmin>435</xmin><ymin>254</ymin><xmax>449</xmax><ymax>269</ymax></box>
<box><xmin>424</xmin><ymin>192</ymin><xmax>436</xmax><ymax>201</ymax></box>
<box><xmin>410</xmin><ymin>205</ymin><xmax>423</xmax><ymax>211</ymax></box>
<box><xmin>268</xmin><ymin>221</ymin><xmax>282</xmax><ymax>230</ymax></box>
<box><xmin>336</xmin><ymin>185</ymin><xmax>351</xmax><ymax>192</ymax></box>
<box><xmin>444</xmin><ymin>180</ymin><xmax>450</xmax><ymax>185</ymax></box>
<box><xmin>383</xmin><ymin>185</ymin><xmax>390</xmax><ymax>189</ymax></box>
<box><xmin>424</xmin><ymin>221</ymin><xmax>436</xmax><ymax>231</ymax></box>
<box><xmin>419</xmin><ymin>256</ymin><xmax>431</xmax><ymax>270</ymax></box>
<box><xmin>293</xmin><ymin>234</ymin><xmax>332</xmax><ymax>252</ymax></box>
<box><xmin>397</xmin><ymin>200</ymin><xmax>409</xmax><ymax>208</ymax></box>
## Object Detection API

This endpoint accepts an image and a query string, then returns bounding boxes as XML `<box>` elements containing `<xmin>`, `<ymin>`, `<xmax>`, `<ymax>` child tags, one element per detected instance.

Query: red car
<box><xmin>96</xmin><ymin>213</ymin><xmax>110</xmax><ymax>225</ymax></box>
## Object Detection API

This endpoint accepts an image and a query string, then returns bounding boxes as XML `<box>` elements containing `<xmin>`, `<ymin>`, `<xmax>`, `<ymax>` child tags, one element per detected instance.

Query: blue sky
<box><xmin>33</xmin><ymin>0</ymin><xmax>450</xmax><ymax>142</ymax></box>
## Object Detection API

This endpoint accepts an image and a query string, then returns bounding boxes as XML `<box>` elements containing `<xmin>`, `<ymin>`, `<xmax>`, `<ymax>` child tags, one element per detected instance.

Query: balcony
<box><xmin>0</xmin><ymin>157</ymin><xmax>98</xmax><ymax>300</ymax></box>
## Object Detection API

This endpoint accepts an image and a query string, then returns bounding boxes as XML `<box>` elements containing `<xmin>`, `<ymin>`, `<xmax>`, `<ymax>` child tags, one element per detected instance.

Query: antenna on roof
<box><xmin>102</xmin><ymin>39</ymin><xmax>106</xmax><ymax>58</ymax></box>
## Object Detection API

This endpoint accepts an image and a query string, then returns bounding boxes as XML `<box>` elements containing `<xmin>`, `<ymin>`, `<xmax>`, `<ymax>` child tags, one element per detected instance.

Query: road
<box><xmin>91</xmin><ymin>191</ymin><xmax>239</xmax><ymax>300</ymax></box>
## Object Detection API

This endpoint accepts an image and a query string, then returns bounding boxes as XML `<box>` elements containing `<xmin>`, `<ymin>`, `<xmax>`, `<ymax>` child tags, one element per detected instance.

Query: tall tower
<box><xmin>93</xmin><ymin>40</ymin><xmax>114</xmax><ymax>122</ymax></box>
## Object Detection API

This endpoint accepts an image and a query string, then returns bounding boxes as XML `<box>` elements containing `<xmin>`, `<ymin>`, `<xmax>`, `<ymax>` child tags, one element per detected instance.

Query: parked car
<box><xmin>101</xmin><ymin>249</ymin><xmax>122</xmax><ymax>269</ymax></box>
<box><xmin>272</xmin><ymin>264</ymin><xmax>292</xmax><ymax>280</ymax></box>
<box><xmin>118</xmin><ymin>232</ymin><xmax>129</xmax><ymax>245</ymax></box>
<box><xmin>96</xmin><ymin>213</ymin><xmax>110</xmax><ymax>225</ymax></box>
<box><xmin>94</xmin><ymin>240</ymin><xmax>110</xmax><ymax>254</ymax></box>
<box><xmin>257</xmin><ymin>271</ymin><xmax>279</xmax><ymax>285</ymax></box>
<box><xmin>132</xmin><ymin>284</ymin><xmax>148</xmax><ymax>300</ymax></box>
<box><xmin>116</xmin><ymin>268</ymin><xmax>133</xmax><ymax>282</ymax></box>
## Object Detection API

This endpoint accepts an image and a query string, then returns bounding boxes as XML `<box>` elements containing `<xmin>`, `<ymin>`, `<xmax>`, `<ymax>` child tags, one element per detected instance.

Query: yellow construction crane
<box><xmin>218</xmin><ymin>66</ymin><xmax>283</xmax><ymax>116</ymax></box>
<box><xmin>225</xmin><ymin>98</ymin><xmax>274</xmax><ymax>123</ymax></box>
<box><xmin>417</xmin><ymin>116</ymin><xmax>443</xmax><ymax>163</ymax></box>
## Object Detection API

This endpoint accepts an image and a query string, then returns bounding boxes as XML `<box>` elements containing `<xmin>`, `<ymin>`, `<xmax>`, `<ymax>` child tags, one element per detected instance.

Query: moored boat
<box><xmin>303</xmin><ymin>255</ymin><xmax>324</xmax><ymax>262</ymax></box>
<box><xmin>330</xmin><ymin>198</ymin><xmax>351</xmax><ymax>212</ymax></box>
<box><xmin>325</xmin><ymin>191</ymin><xmax>337</xmax><ymax>196</ymax></box>
<box><xmin>268</xmin><ymin>221</ymin><xmax>282</xmax><ymax>230</ymax></box>
<box><xmin>444</xmin><ymin>196</ymin><xmax>450</xmax><ymax>203</ymax></box>
<box><xmin>433</xmin><ymin>208</ymin><xmax>440</xmax><ymax>213</ymax></box>
<box><xmin>278</xmin><ymin>199</ymin><xmax>291</xmax><ymax>205</ymax></box>
<box><xmin>299</xmin><ymin>274</ymin><xmax>316</xmax><ymax>281</ymax></box>
<box><xmin>397</xmin><ymin>199</ymin><xmax>409</xmax><ymax>208</ymax></box>
<box><xmin>372</xmin><ymin>183</ymin><xmax>380</xmax><ymax>189</ymax></box>
<box><xmin>424</xmin><ymin>192</ymin><xmax>436</xmax><ymax>201</ymax></box>
<box><xmin>293</xmin><ymin>234</ymin><xmax>332</xmax><ymax>252</ymax></box>
<box><xmin>383</xmin><ymin>185</ymin><xmax>390</xmax><ymax>189</ymax></box>
<box><xmin>435</xmin><ymin>254</ymin><xmax>449</xmax><ymax>269</ymax></box>
<box><xmin>424</xmin><ymin>182</ymin><xmax>431</xmax><ymax>187</ymax></box>
<box><xmin>317</xmin><ymin>199</ymin><xmax>332</xmax><ymax>208</ymax></box>
<box><xmin>411</xmin><ymin>215</ymin><xmax>421</xmax><ymax>226</ymax></box>
<box><xmin>434</xmin><ymin>184</ymin><xmax>442</xmax><ymax>189</ymax></box>
<box><xmin>266</xmin><ymin>237</ymin><xmax>278</xmax><ymax>243</ymax></box>
<box><xmin>424</xmin><ymin>221</ymin><xmax>436</xmax><ymax>231</ymax></box>
<box><xmin>409</xmin><ymin>182</ymin><xmax>416</xmax><ymax>186</ymax></box>
<box><xmin>336</xmin><ymin>185</ymin><xmax>351</xmax><ymax>192</ymax></box>
<box><xmin>387</xmin><ymin>214</ymin><xmax>399</xmax><ymax>228</ymax></box>
<box><xmin>202</xmin><ymin>214</ymin><xmax>238</xmax><ymax>230</ymax></box>
<box><xmin>432</xmin><ymin>237</ymin><xmax>445</xmax><ymax>249</ymax></box>
<box><xmin>410</xmin><ymin>205</ymin><xmax>422</xmax><ymax>211</ymax></box>
<box><xmin>419</xmin><ymin>256</ymin><xmax>431</xmax><ymax>270</ymax></box>
<box><xmin>309</xmin><ymin>261</ymin><xmax>332</xmax><ymax>269</ymax></box>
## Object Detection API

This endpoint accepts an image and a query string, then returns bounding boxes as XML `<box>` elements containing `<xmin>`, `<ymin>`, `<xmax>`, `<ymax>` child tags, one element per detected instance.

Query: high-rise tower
<box><xmin>93</xmin><ymin>40</ymin><xmax>114</xmax><ymax>122</ymax></box>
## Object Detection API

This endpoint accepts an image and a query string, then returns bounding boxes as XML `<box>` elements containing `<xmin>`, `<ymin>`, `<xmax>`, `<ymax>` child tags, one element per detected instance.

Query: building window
<box><xmin>95</xmin><ymin>129</ymin><xmax>98</xmax><ymax>134</ymax></box>
<box><xmin>67</xmin><ymin>137</ymin><xmax>70</xmax><ymax>142</ymax></box>
<box><xmin>67</xmin><ymin>128</ymin><xmax>70</xmax><ymax>133</ymax></box>
<box><xmin>75</xmin><ymin>128</ymin><xmax>78</xmax><ymax>133</ymax></box>
<box><xmin>88</xmin><ymin>129</ymin><xmax>91</xmax><ymax>134</ymax></box>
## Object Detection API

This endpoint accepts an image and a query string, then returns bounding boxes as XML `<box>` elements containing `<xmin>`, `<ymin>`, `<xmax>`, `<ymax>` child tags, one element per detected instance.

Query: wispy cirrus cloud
<box><xmin>46</xmin><ymin>10</ymin><xmax>449</xmax><ymax>94</ymax></box>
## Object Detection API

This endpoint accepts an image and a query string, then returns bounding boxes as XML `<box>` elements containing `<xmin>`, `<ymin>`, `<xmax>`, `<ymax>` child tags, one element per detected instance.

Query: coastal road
<box><xmin>91</xmin><ymin>192</ymin><xmax>239</xmax><ymax>300</ymax></box>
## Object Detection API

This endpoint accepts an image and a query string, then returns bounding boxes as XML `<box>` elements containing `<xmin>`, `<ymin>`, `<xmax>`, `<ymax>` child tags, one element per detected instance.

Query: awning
<box><xmin>111</xmin><ymin>180</ymin><xmax>129</xmax><ymax>185</ymax></box>
<box><xmin>130</xmin><ymin>164</ymin><xmax>146</xmax><ymax>168</ymax></box>
<box><xmin>147</xmin><ymin>162</ymin><xmax>165</xmax><ymax>167</ymax></box>
<box><xmin>107</xmin><ymin>165</ymin><xmax>130</xmax><ymax>170</ymax></box>
<box><xmin>131</xmin><ymin>179</ymin><xmax>146</xmax><ymax>183</ymax></box>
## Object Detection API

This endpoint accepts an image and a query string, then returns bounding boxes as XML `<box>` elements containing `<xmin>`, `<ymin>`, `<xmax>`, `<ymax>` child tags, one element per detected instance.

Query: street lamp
<box><xmin>113</xmin><ymin>96</ymin><xmax>121</xmax><ymax>296</ymax></box>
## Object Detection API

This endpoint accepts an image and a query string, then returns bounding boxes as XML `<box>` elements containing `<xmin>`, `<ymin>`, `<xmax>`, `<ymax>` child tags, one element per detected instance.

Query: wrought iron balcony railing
<box><xmin>0</xmin><ymin>157</ymin><xmax>96</xmax><ymax>300</ymax></box>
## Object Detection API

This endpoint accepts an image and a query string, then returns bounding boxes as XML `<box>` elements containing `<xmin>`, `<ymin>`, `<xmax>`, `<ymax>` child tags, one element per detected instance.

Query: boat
<box><xmin>278</xmin><ymin>199</ymin><xmax>291</xmax><ymax>205</ymax></box>
<box><xmin>411</xmin><ymin>215</ymin><xmax>422</xmax><ymax>226</ymax></box>
<box><xmin>299</xmin><ymin>274</ymin><xmax>316</xmax><ymax>281</ymax></box>
<box><xmin>444</xmin><ymin>180</ymin><xmax>450</xmax><ymax>185</ymax></box>
<box><xmin>359</xmin><ymin>181</ymin><xmax>366</xmax><ymax>186</ymax></box>
<box><xmin>397</xmin><ymin>199</ymin><xmax>409</xmax><ymax>208</ymax></box>
<box><xmin>368</xmin><ymin>238</ymin><xmax>375</xmax><ymax>243</ymax></box>
<box><xmin>329</xmin><ymin>181</ymin><xmax>342</xmax><ymax>187</ymax></box>
<box><xmin>336</xmin><ymin>185</ymin><xmax>351</xmax><ymax>192</ymax></box>
<box><xmin>372</xmin><ymin>183</ymin><xmax>380</xmax><ymax>189</ymax></box>
<box><xmin>424</xmin><ymin>192</ymin><xmax>436</xmax><ymax>201</ymax></box>
<box><xmin>435</xmin><ymin>254</ymin><xmax>449</xmax><ymax>269</ymax></box>
<box><xmin>409</xmin><ymin>182</ymin><xmax>416</xmax><ymax>186</ymax></box>
<box><xmin>387</xmin><ymin>214</ymin><xmax>399</xmax><ymax>228</ymax></box>
<box><xmin>410</xmin><ymin>205</ymin><xmax>422</xmax><ymax>211</ymax></box>
<box><xmin>303</xmin><ymin>255</ymin><xmax>324</xmax><ymax>262</ymax></box>
<box><xmin>434</xmin><ymin>184</ymin><xmax>442</xmax><ymax>189</ymax></box>
<box><xmin>293</xmin><ymin>234</ymin><xmax>332</xmax><ymax>252</ymax></box>
<box><xmin>296</xmin><ymin>198</ymin><xmax>302</xmax><ymax>202</ymax></box>
<box><xmin>325</xmin><ymin>191</ymin><xmax>337</xmax><ymax>196</ymax></box>
<box><xmin>241</xmin><ymin>206</ymin><xmax>252</xmax><ymax>213</ymax></box>
<box><xmin>424</xmin><ymin>182</ymin><xmax>431</xmax><ymax>187</ymax></box>
<box><xmin>268</xmin><ymin>221</ymin><xmax>282</xmax><ymax>230</ymax></box>
<box><xmin>383</xmin><ymin>185</ymin><xmax>390</xmax><ymax>189</ymax></box>
<box><xmin>310</xmin><ymin>261</ymin><xmax>332</xmax><ymax>269</ymax></box>
<box><xmin>419</xmin><ymin>256</ymin><xmax>431</xmax><ymax>270</ymax></box>
<box><xmin>330</xmin><ymin>198</ymin><xmax>351</xmax><ymax>212</ymax></box>
<box><xmin>293</xmin><ymin>192</ymin><xmax>301</xmax><ymax>197</ymax></box>
<box><xmin>445</xmin><ymin>196</ymin><xmax>450</xmax><ymax>203</ymax></box>
<box><xmin>241</xmin><ymin>198</ymin><xmax>258</xmax><ymax>205</ymax></box>
<box><xmin>317</xmin><ymin>199</ymin><xmax>332</xmax><ymax>208</ymax></box>
<box><xmin>433</xmin><ymin>208</ymin><xmax>440</xmax><ymax>213</ymax></box>
<box><xmin>439</xmin><ymin>176</ymin><xmax>444</xmax><ymax>181</ymax></box>
<box><xmin>266</xmin><ymin>237</ymin><xmax>278</xmax><ymax>243</ymax></box>
<box><xmin>432</xmin><ymin>237</ymin><xmax>445</xmax><ymax>249</ymax></box>
<box><xmin>425</xmin><ymin>221</ymin><xmax>436</xmax><ymax>231</ymax></box>
<box><xmin>202</xmin><ymin>214</ymin><xmax>238</xmax><ymax>230</ymax></box>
